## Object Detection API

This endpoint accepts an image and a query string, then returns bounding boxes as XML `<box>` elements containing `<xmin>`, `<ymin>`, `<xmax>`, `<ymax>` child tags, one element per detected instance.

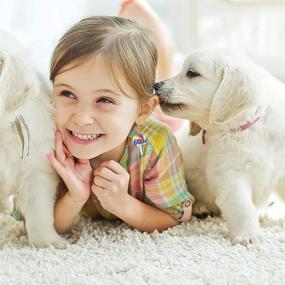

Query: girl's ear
<box><xmin>136</xmin><ymin>95</ymin><xmax>159</xmax><ymax>125</ymax></box>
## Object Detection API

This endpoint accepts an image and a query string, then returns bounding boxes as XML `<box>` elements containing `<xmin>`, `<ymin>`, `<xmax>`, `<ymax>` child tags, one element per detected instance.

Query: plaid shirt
<box><xmin>83</xmin><ymin>118</ymin><xmax>194</xmax><ymax>221</ymax></box>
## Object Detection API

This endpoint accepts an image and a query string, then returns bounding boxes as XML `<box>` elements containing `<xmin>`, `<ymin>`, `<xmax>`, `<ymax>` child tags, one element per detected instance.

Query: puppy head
<box><xmin>155</xmin><ymin>47</ymin><xmax>268</xmax><ymax>131</ymax></box>
<box><xmin>0</xmin><ymin>31</ymin><xmax>40</xmax><ymax>116</ymax></box>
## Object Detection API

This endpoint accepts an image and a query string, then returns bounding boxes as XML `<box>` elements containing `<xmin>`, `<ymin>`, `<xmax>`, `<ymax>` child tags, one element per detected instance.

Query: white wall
<box><xmin>1</xmin><ymin>0</ymin><xmax>285</xmax><ymax>81</ymax></box>
<box><xmin>168</xmin><ymin>0</ymin><xmax>285</xmax><ymax>81</ymax></box>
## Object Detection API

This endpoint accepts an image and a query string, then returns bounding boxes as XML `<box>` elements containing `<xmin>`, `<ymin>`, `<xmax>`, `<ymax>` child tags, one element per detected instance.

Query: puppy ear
<box><xmin>189</xmin><ymin>121</ymin><xmax>202</xmax><ymax>136</ymax></box>
<box><xmin>0</xmin><ymin>50</ymin><xmax>39</xmax><ymax>115</ymax></box>
<box><xmin>209</xmin><ymin>66</ymin><xmax>257</xmax><ymax>125</ymax></box>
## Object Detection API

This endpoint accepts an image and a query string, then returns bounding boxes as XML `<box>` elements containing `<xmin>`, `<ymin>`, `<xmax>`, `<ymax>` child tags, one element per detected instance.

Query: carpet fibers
<box><xmin>0</xmin><ymin>204</ymin><xmax>285</xmax><ymax>285</ymax></box>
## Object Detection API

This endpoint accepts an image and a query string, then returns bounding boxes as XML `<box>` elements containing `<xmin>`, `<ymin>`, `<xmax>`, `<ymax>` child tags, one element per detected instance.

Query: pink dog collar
<box><xmin>202</xmin><ymin>117</ymin><xmax>261</xmax><ymax>145</ymax></box>
<box><xmin>230</xmin><ymin>117</ymin><xmax>261</xmax><ymax>132</ymax></box>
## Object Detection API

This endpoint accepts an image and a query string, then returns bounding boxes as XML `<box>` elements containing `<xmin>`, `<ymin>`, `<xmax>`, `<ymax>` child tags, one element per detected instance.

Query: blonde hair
<box><xmin>50</xmin><ymin>16</ymin><xmax>157</xmax><ymax>100</ymax></box>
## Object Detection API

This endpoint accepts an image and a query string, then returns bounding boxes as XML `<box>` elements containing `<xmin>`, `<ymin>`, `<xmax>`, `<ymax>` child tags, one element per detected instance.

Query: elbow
<box><xmin>54</xmin><ymin>224</ymin><xmax>71</xmax><ymax>235</ymax></box>
<box><xmin>145</xmin><ymin>218</ymin><xmax>179</xmax><ymax>233</ymax></box>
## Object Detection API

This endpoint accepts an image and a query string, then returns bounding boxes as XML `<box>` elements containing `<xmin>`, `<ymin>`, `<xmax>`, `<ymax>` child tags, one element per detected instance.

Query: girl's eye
<box><xmin>60</xmin><ymin>90</ymin><xmax>76</xmax><ymax>99</ymax></box>
<box><xmin>97</xmin><ymin>97</ymin><xmax>114</xmax><ymax>104</ymax></box>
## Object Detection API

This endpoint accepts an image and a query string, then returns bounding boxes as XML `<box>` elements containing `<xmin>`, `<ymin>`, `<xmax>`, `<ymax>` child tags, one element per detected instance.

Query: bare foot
<box><xmin>119</xmin><ymin>0</ymin><xmax>175</xmax><ymax>81</ymax></box>
<box><xmin>119</xmin><ymin>0</ymin><xmax>184</xmax><ymax>132</ymax></box>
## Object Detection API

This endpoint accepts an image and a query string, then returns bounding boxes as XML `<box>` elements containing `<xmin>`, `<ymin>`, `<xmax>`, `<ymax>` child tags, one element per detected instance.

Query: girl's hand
<box><xmin>91</xmin><ymin>160</ymin><xmax>130</xmax><ymax>215</ymax></box>
<box><xmin>48</xmin><ymin>131</ymin><xmax>92</xmax><ymax>204</ymax></box>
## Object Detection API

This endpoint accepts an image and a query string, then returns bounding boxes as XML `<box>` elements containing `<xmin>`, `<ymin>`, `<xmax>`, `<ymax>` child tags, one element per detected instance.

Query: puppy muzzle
<box><xmin>154</xmin><ymin>80</ymin><xmax>174</xmax><ymax>102</ymax></box>
<box><xmin>154</xmin><ymin>81</ymin><xmax>165</xmax><ymax>93</ymax></box>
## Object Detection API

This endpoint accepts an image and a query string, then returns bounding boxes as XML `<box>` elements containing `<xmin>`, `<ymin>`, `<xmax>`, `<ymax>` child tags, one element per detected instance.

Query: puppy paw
<box><xmin>193</xmin><ymin>202</ymin><xmax>212</xmax><ymax>218</ymax></box>
<box><xmin>29</xmin><ymin>231</ymin><xmax>68</xmax><ymax>249</ymax></box>
<box><xmin>49</xmin><ymin>235</ymin><xmax>68</xmax><ymax>249</ymax></box>
<box><xmin>231</xmin><ymin>227</ymin><xmax>261</xmax><ymax>246</ymax></box>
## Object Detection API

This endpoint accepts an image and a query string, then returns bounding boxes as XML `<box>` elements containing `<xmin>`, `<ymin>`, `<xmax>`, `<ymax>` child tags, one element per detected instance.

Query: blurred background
<box><xmin>1</xmin><ymin>0</ymin><xmax>285</xmax><ymax>81</ymax></box>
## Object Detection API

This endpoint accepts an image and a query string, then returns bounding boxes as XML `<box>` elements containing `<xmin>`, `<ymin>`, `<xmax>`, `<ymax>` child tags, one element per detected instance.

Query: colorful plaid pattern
<box><xmin>83</xmin><ymin>118</ymin><xmax>194</xmax><ymax>221</ymax></box>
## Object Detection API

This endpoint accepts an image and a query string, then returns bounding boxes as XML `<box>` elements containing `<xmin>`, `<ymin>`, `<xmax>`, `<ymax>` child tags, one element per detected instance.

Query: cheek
<box><xmin>54</xmin><ymin>103</ymin><xmax>69</xmax><ymax>126</ymax></box>
<box><xmin>104</xmin><ymin>105</ymin><xmax>139</xmax><ymax>132</ymax></box>
<box><xmin>105</xmin><ymin>112</ymin><xmax>138</xmax><ymax>128</ymax></box>
<box><xmin>188</xmin><ymin>78</ymin><xmax>217</xmax><ymax>96</ymax></box>
<box><xmin>54</xmin><ymin>112</ymin><xmax>64</xmax><ymax>129</ymax></box>
<box><xmin>114</xmin><ymin>101</ymin><xmax>140</xmax><ymax>119</ymax></box>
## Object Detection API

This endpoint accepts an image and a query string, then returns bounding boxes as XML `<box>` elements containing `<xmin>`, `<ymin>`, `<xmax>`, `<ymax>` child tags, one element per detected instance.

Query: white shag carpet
<box><xmin>0</xmin><ymin>203</ymin><xmax>285</xmax><ymax>285</ymax></box>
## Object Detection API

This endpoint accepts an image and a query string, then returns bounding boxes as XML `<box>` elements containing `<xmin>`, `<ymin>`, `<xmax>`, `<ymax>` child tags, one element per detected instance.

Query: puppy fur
<box><xmin>155</xmin><ymin>47</ymin><xmax>285</xmax><ymax>244</ymax></box>
<box><xmin>0</xmin><ymin>31</ymin><xmax>66</xmax><ymax>248</ymax></box>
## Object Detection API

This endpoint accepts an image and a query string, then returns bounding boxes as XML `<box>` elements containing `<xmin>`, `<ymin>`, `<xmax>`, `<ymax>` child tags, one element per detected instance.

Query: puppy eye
<box><xmin>186</xmin><ymin>69</ymin><xmax>200</xmax><ymax>78</ymax></box>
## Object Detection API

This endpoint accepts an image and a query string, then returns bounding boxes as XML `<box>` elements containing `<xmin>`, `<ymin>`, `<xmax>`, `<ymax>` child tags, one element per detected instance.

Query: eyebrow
<box><xmin>96</xmin><ymin>89</ymin><xmax>121</xmax><ymax>97</ymax></box>
<box><xmin>54</xmin><ymin>83</ymin><xmax>76</xmax><ymax>91</ymax></box>
<box><xmin>54</xmin><ymin>83</ymin><xmax>121</xmax><ymax>97</ymax></box>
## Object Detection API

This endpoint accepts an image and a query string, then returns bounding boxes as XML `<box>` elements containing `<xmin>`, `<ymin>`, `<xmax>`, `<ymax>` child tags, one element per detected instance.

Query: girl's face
<box><xmin>53</xmin><ymin>56</ymin><xmax>144</xmax><ymax>160</ymax></box>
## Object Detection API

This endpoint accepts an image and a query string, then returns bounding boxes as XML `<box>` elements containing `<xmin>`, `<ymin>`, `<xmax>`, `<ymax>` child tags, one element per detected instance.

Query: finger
<box><xmin>77</xmin><ymin>158</ymin><xmax>91</xmax><ymax>165</ymax></box>
<box><xmin>93</xmin><ymin>175</ymin><xmax>110</xmax><ymax>189</ymax></box>
<box><xmin>62</xmin><ymin>144</ymin><xmax>73</xmax><ymax>159</ymax></box>
<box><xmin>100</xmin><ymin>160</ymin><xmax>126</xmax><ymax>175</ymax></box>
<box><xmin>47</xmin><ymin>152</ymin><xmax>68</xmax><ymax>179</ymax></box>
<box><xmin>91</xmin><ymin>184</ymin><xmax>104</xmax><ymax>197</ymax></box>
<box><xmin>94</xmin><ymin>166</ymin><xmax>117</xmax><ymax>181</ymax></box>
<box><xmin>74</xmin><ymin>157</ymin><xmax>91</xmax><ymax>168</ymax></box>
<box><xmin>55</xmin><ymin>131</ymin><xmax>65</xmax><ymax>164</ymax></box>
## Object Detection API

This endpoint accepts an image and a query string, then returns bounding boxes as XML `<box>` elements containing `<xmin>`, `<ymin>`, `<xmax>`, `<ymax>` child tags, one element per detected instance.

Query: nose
<box><xmin>154</xmin><ymin>81</ymin><xmax>165</xmax><ymax>93</ymax></box>
<box><xmin>73</xmin><ymin>105</ymin><xmax>95</xmax><ymax>126</ymax></box>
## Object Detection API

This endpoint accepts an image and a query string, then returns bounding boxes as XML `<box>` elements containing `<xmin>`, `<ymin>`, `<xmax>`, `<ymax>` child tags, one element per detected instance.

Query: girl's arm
<box><xmin>48</xmin><ymin>131</ymin><xmax>92</xmax><ymax>234</ymax></box>
<box><xmin>115</xmin><ymin>194</ymin><xmax>179</xmax><ymax>232</ymax></box>
<box><xmin>54</xmin><ymin>193</ymin><xmax>86</xmax><ymax>234</ymax></box>
<box><xmin>92</xmin><ymin>160</ymin><xmax>183</xmax><ymax>232</ymax></box>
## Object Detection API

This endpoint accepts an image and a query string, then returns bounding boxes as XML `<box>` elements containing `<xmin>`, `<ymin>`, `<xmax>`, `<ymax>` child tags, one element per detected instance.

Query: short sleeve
<box><xmin>143</xmin><ymin>126</ymin><xmax>194</xmax><ymax>222</ymax></box>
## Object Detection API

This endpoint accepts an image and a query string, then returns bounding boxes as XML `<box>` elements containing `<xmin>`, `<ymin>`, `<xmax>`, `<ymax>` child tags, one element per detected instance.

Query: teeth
<box><xmin>71</xmin><ymin>131</ymin><xmax>99</xmax><ymax>140</ymax></box>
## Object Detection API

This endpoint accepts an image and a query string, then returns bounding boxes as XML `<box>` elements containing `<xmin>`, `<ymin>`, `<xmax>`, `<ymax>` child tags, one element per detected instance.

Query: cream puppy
<box><xmin>0</xmin><ymin>31</ymin><xmax>66</xmax><ymax>248</ymax></box>
<box><xmin>155</xmin><ymin>47</ymin><xmax>285</xmax><ymax>244</ymax></box>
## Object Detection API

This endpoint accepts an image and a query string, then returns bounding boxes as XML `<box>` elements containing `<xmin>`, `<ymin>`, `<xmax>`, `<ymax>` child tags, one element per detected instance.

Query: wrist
<box><xmin>65</xmin><ymin>192</ymin><xmax>89</xmax><ymax>207</ymax></box>
<box><xmin>113</xmin><ymin>193</ymin><xmax>133</xmax><ymax>219</ymax></box>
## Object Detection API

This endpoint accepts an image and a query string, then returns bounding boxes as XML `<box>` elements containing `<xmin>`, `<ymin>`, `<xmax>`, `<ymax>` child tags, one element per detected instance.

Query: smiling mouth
<box><xmin>67</xmin><ymin>129</ymin><xmax>104</xmax><ymax>145</ymax></box>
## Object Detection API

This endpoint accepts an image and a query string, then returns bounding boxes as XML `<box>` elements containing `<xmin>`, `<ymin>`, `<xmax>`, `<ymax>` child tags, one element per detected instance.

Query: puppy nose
<box><xmin>154</xmin><ymin>81</ymin><xmax>165</xmax><ymax>92</ymax></box>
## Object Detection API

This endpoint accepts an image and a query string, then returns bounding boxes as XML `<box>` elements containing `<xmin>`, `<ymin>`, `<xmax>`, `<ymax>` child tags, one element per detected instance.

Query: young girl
<box><xmin>48</xmin><ymin>15</ymin><xmax>194</xmax><ymax>234</ymax></box>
